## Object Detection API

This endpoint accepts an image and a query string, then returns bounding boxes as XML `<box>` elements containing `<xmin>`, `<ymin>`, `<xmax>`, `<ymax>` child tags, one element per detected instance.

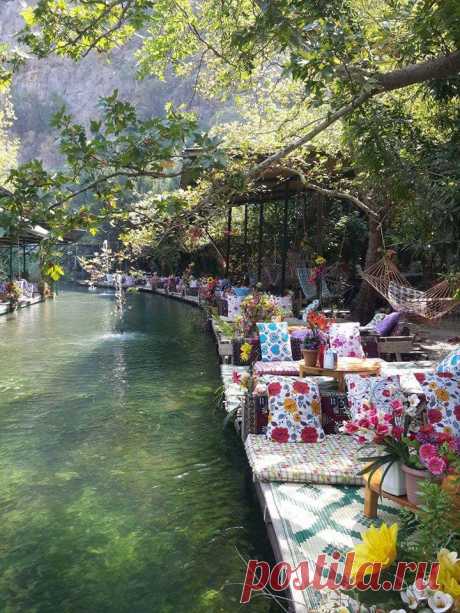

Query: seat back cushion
<box><xmin>259</xmin><ymin>375</ymin><xmax>325</xmax><ymax>443</ymax></box>
<box><xmin>421</xmin><ymin>373</ymin><xmax>460</xmax><ymax>437</ymax></box>
<box><xmin>436</xmin><ymin>346</ymin><xmax>460</xmax><ymax>377</ymax></box>
<box><xmin>345</xmin><ymin>374</ymin><xmax>404</xmax><ymax>420</ymax></box>
<box><xmin>329</xmin><ymin>322</ymin><xmax>365</xmax><ymax>358</ymax></box>
<box><xmin>257</xmin><ymin>321</ymin><xmax>293</xmax><ymax>362</ymax></box>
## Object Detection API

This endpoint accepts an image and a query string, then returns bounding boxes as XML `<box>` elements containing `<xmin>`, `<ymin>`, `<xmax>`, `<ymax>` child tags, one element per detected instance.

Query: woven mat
<box><xmin>261</xmin><ymin>482</ymin><xmax>400</xmax><ymax>611</ymax></box>
<box><xmin>245</xmin><ymin>434</ymin><xmax>365</xmax><ymax>485</ymax></box>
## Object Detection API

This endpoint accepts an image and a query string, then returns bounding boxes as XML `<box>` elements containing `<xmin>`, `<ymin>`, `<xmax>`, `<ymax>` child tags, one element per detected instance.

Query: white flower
<box><xmin>389</xmin><ymin>609</ymin><xmax>407</xmax><ymax>613</ymax></box>
<box><xmin>438</xmin><ymin>549</ymin><xmax>458</xmax><ymax>565</ymax></box>
<box><xmin>427</xmin><ymin>591</ymin><xmax>454</xmax><ymax>613</ymax></box>
<box><xmin>401</xmin><ymin>585</ymin><xmax>423</xmax><ymax>609</ymax></box>
<box><xmin>406</xmin><ymin>394</ymin><xmax>421</xmax><ymax>416</ymax></box>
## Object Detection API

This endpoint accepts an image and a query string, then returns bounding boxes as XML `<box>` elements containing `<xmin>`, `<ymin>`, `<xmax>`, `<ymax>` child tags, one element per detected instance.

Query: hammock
<box><xmin>297</xmin><ymin>267</ymin><xmax>332</xmax><ymax>300</ymax></box>
<box><xmin>361</xmin><ymin>256</ymin><xmax>458</xmax><ymax>320</ymax></box>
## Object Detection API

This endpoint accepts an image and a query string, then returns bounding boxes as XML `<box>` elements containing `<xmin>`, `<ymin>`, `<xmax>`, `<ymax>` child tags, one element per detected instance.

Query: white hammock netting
<box><xmin>361</xmin><ymin>257</ymin><xmax>458</xmax><ymax>320</ymax></box>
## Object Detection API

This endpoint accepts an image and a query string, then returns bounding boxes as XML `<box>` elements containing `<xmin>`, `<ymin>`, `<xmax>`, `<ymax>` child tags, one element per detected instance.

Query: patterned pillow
<box><xmin>257</xmin><ymin>322</ymin><xmax>293</xmax><ymax>362</ymax></box>
<box><xmin>260</xmin><ymin>375</ymin><xmax>325</xmax><ymax>443</ymax></box>
<box><xmin>436</xmin><ymin>346</ymin><xmax>460</xmax><ymax>377</ymax></box>
<box><xmin>227</xmin><ymin>295</ymin><xmax>242</xmax><ymax>319</ymax></box>
<box><xmin>329</xmin><ymin>322</ymin><xmax>365</xmax><ymax>358</ymax></box>
<box><xmin>421</xmin><ymin>373</ymin><xmax>460</xmax><ymax>437</ymax></box>
<box><xmin>274</xmin><ymin>295</ymin><xmax>293</xmax><ymax>316</ymax></box>
<box><xmin>345</xmin><ymin>374</ymin><xmax>404</xmax><ymax>420</ymax></box>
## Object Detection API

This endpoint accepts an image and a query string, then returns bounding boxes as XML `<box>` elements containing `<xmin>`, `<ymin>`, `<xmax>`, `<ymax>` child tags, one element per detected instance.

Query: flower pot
<box><xmin>303</xmin><ymin>349</ymin><xmax>318</xmax><ymax>367</ymax></box>
<box><xmin>402</xmin><ymin>464</ymin><xmax>430</xmax><ymax>506</ymax></box>
<box><xmin>381</xmin><ymin>461</ymin><xmax>406</xmax><ymax>496</ymax></box>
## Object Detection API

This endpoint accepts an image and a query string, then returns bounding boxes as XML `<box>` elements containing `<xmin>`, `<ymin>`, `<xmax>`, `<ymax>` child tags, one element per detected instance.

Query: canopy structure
<box><xmin>361</xmin><ymin>256</ymin><xmax>458</xmax><ymax>320</ymax></box>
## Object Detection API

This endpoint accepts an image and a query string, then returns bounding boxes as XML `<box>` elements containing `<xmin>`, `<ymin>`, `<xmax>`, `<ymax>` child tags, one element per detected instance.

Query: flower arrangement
<box><xmin>303</xmin><ymin>310</ymin><xmax>333</xmax><ymax>350</ymax></box>
<box><xmin>201</xmin><ymin>276</ymin><xmax>218</xmax><ymax>303</ymax></box>
<box><xmin>405</xmin><ymin>424</ymin><xmax>460</xmax><ymax>477</ymax></box>
<box><xmin>4</xmin><ymin>281</ymin><xmax>22</xmax><ymax>306</ymax></box>
<box><xmin>309</xmin><ymin>254</ymin><xmax>327</xmax><ymax>284</ymax></box>
<box><xmin>235</xmin><ymin>291</ymin><xmax>283</xmax><ymax>337</ymax></box>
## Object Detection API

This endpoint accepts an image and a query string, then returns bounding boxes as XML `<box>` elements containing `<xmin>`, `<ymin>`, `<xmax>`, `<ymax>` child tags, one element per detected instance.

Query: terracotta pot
<box><xmin>402</xmin><ymin>464</ymin><xmax>430</xmax><ymax>506</ymax></box>
<box><xmin>303</xmin><ymin>349</ymin><xmax>319</xmax><ymax>367</ymax></box>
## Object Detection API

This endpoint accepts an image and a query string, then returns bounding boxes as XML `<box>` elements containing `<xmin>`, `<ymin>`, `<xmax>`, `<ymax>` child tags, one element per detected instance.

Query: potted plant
<box><xmin>303</xmin><ymin>310</ymin><xmax>332</xmax><ymax>367</ymax></box>
<box><xmin>402</xmin><ymin>424</ymin><xmax>459</xmax><ymax>505</ymax></box>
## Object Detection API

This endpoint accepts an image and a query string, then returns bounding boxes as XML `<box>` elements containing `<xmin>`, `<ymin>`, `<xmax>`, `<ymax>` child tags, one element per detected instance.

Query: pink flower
<box><xmin>376</xmin><ymin>423</ymin><xmax>390</xmax><ymax>436</ymax></box>
<box><xmin>419</xmin><ymin>443</ymin><xmax>437</xmax><ymax>463</ymax></box>
<box><xmin>356</xmin><ymin>435</ymin><xmax>367</xmax><ymax>444</ymax></box>
<box><xmin>232</xmin><ymin>371</ymin><xmax>242</xmax><ymax>384</ymax></box>
<box><xmin>390</xmin><ymin>399</ymin><xmax>404</xmax><ymax>416</ymax></box>
<box><xmin>357</xmin><ymin>417</ymin><xmax>370</xmax><ymax>428</ymax></box>
<box><xmin>343</xmin><ymin>421</ymin><xmax>359</xmax><ymax>434</ymax></box>
<box><xmin>383</xmin><ymin>413</ymin><xmax>393</xmax><ymax>423</ymax></box>
<box><xmin>369</xmin><ymin>414</ymin><xmax>379</xmax><ymax>427</ymax></box>
<box><xmin>392</xmin><ymin>425</ymin><xmax>403</xmax><ymax>440</ymax></box>
<box><xmin>426</xmin><ymin>455</ymin><xmax>447</xmax><ymax>476</ymax></box>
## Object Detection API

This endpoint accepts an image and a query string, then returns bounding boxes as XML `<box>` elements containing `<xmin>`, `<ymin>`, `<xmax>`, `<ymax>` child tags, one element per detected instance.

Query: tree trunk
<box><xmin>352</xmin><ymin>215</ymin><xmax>382</xmax><ymax>323</ymax></box>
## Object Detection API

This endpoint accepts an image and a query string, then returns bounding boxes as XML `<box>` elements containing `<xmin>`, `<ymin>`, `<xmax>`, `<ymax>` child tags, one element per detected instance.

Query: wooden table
<box><xmin>364</xmin><ymin>470</ymin><xmax>418</xmax><ymax>518</ymax></box>
<box><xmin>299</xmin><ymin>357</ymin><xmax>381</xmax><ymax>392</ymax></box>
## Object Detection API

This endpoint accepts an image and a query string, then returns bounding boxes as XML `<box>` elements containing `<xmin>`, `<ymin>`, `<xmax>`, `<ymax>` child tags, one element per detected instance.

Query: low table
<box><xmin>299</xmin><ymin>357</ymin><xmax>381</xmax><ymax>392</ymax></box>
<box><xmin>364</xmin><ymin>470</ymin><xmax>418</xmax><ymax>518</ymax></box>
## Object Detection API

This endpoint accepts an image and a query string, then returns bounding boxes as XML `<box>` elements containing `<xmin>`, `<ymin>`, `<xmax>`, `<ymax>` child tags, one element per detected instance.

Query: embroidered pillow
<box><xmin>329</xmin><ymin>322</ymin><xmax>365</xmax><ymax>358</ymax></box>
<box><xmin>227</xmin><ymin>295</ymin><xmax>242</xmax><ymax>319</ymax></box>
<box><xmin>436</xmin><ymin>346</ymin><xmax>460</xmax><ymax>377</ymax></box>
<box><xmin>260</xmin><ymin>375</ymin><xmax>325</xmax><ymax>443</ymax></box>
<box><xmin>421</xmin><ymin>373</ymin><xmax>460</xmax><ymax>437</ymax></box>
<box><xmin>257</xmin><ymin>322</ymin><xmax>293</xmax><ymax>362</ymax></box>
<box><xmin>345</xmin><ymin>374</ymin><xmax>404</xmax><ymax>420</ymax></box>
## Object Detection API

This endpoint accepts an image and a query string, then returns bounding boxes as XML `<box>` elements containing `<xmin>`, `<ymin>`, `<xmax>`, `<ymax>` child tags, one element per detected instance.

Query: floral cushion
<box><xmin>257</xmin><ymin>321</ymin><xmax>293</xmax><ymax>362</ymax></box>
<box><xmin>421</xmin><ymin>373</ymin><xmax>460</xmax><ymax>437</ymax></box>
<box><xmin>226</xmin><ymin>295</ymin><xmax>242</xmax><ymax>319</ymax></box>
<box><xmin>329</xmin><ymin>322</ymin><xmax>365</xmax><ymax>358</ymax></box>
<box><xmin>260</xmin><ymin>375</ymin><xmax>325</xmax><ymax>443</ymax></box>
<box><xmin>274</xmin><ymin>295</ymin><xmax>293</xmax><ymax>316</ymax></box>
<box><xmin>436</xmin><ymin>346</ymin><xmax>460</xmax><ymax>377</ymax></box>
<box><xmin>344</xmin><ymin>374</ymin><xmax>404</xmax><ymax>420</ymax></box>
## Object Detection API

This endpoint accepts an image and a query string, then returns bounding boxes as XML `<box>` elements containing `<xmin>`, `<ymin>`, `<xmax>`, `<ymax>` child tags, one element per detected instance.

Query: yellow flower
<box><xmin>437</xmin><ymin>549</ymin><xmax>460</xmax><ymax>599</ymax></box>
<box><xmin>311</xmin><ymin>399</ymin><xmax>321</xmax><ymax>416</ymax></box>
<box><xmin>349</xmin><ymin>523</ymin><xmax>398</xmax><ymax>578</ymax></box>
<box><xmin>436</xmin><ymin>388</ymin><xmax>450</xmax><ymax>402</ymax></box>
<box><xmin>314</xmin><ymin>255</ymin><xmax>326</xmax><ymax>265</ymax></box>
<box><xmin>284</xmin><ymin>398</ymin><xmax>298</xmax><ymax>413</ymax></box>
<box><xmin>240</xmin><ymin>342</ymin><xmax>252</xmax><ymax>362</ymax></box>
<box><xmin>293</xmin><ymin>412</ymin><xmax>301</xmax><ymax>422</ymax></box>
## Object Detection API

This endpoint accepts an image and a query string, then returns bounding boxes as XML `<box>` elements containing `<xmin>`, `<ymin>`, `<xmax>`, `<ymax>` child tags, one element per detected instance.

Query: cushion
<box><xmin>226</xmin><ymin>295</ymin><xmax>242</xmax><ymax>319</ymax></box>
<box><xmin>253</xmin><ymin>360</ymin><xmax>300</xmax><ymax>377</ymax></box>
<box><xmin>244</xmin><ymin>433</ymin><xmax>363</xmax><ymax>484</ymax></box>
<box><xmin>233</xmin><ymin>287</ymin><xmax>251</xmax><ymax>297</ymax></box>
<box><xmin>421</xmin><ymin>373</ymin><xmax>460</xmax><ymax>437</ymax></box>
<box><xmin>274</xmin><ymin>295</ymin><xmax>293</xmax><ymax>316</ymax></box>
<box><xmin>257</xmin><ymin>321</ymin><xmax>293</xmax><ymax>362</ymax></box>
<box><xmin>436</xmin><ymin>346</ymin><xmax>460</xmax><ymax>377</ymax></box>
<box><xmin>260</xmin><ymin>375</ymin><xmax>325</xmax><ymax>443</ymax></box>
<box><xmin>375</xmin><ymin>311</ymin><xmax>401</xmax><ymax>336</ymax></box>
<box><xmin>329</xmin><ymin>322</ymin><xmax>365</xmax><ymax>358</ymax></box>
<box><xmin>344</xmin><ymin>374</ymin><xmax>404</xmax><ymax>420</ymax></box>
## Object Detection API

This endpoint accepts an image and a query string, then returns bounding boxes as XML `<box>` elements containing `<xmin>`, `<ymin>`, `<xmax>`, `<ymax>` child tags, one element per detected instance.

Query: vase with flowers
<box><xmin>303</xmin><ymin>310</ymin><xmax>333</xmax><ymax>367</ymax></box>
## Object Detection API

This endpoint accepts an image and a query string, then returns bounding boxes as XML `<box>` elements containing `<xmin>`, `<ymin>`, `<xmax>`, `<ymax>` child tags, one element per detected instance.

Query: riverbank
<box><xmin>0</xmin><ymin>294</ymin><xmax>45</xmax><ymax>316</ymax></box>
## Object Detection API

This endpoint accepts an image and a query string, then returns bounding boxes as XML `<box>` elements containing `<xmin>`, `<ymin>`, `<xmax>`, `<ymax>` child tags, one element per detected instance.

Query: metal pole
<box><xmin>22</xmin><ymin>244</ymin><xmax>27</xmax><ymax>276</ymax></box>
<box><xmin>280</xmin><ymin>191</ymin><xmax>289</xmax><ymax>294</ymax></box>
<box><xmin>257</xmin><ymin>203</ymin><xmax>264</xmax><ymax>283</ymax></box>
<box><xmin>244</xmin><ymin>204</ymin><xmax>248</xmax><ymax>250</ymax></box>
<box><xmin>9</xmin><ymin>244</ymin><xmax>13</xmax><ymax>280</ymax></box>
<box><xmin>225</xmin><ymin>206</ymin><xmax>232</xmax><ymax>278</ymax></box>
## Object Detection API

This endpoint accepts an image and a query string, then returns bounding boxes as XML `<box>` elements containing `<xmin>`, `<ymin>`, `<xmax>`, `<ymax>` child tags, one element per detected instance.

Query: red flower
<box><xmin>454</xmin><ymin>406</ymin><xmax>460</xmax><ymax>420</ymax></box>
<box><xmin>232</xmin><ymin>371</ymin><xmax>241</xmax><ymax>384</ymax></box>
<box><xmin>293</xmin><ymin>381</ymin><xmax>310</xmax><ymax>395</ymax></box>
<box><xmin>419</xmin><ymin>423</ymin><xmax>434</xmax><ymax>434</ymax></box>
<box><xmin>271</xmin><ymin>427</ymin><xmax>290</xmax><ymax>443</ymax></box>
<box><xmin>428</xmin><ymin>408</ymin><xmax>443</xmax><ymax>424</ymax></box>
<box><xmin>438</xmin><ymin>372</ymin><xmax>453</xmax><ymax>378</ymax></box>
<box><xmin>344</xmin><ymin>421</ymin><xmax>359</xmax><ymax>434</ymax></box>
<box><xmin>382</xmin><ymin>389</ymin><xmax>390</xmax><ymax>398</ymax></box>
<box><xmin>392</xmin><ymin>425</ymin><xmax>403</xmax><ymax>440</ymax></box>
<box><xmin>301</xmin><ymin>426</ymin><xmax>319</xmax><ymax>443</ymax></box>
<box><xmin>268</xmin><ymin>382</ymin><xmax>282</xmax><ymax>396</ymax></box>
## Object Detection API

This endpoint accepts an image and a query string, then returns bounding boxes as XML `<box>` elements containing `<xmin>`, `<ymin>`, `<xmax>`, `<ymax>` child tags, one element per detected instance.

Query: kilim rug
<box><xmin>260</xmin><ymin>482</ymin><xmax>401</xmax><ymax>612</ymax></box>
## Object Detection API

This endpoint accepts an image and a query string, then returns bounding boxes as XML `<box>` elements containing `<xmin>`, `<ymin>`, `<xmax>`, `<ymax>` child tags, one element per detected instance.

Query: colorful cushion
<box><xmin>274</xmin><ymin>295</ymin><xmax>293</xmax><ymax>316</ymax></box>
<box><xmin>329</xmin><ymin>322</ymin><xmax>365</xmax><ymax>358</ymax></box>
<box><xmin>375</xmin><ymin>311</ymin><xmax>401</xmax><ymax>336</ymax></box>
<box><xmin>253</xmin><ymin>360</ymin><xmax>300</xmax><ymax>377</ymax></box>
<box><xmin>244</xmin><ymin>433</ymin><xmax>363</xmax><ymax>484</ymax></box>
<box><xmin>226</xmin><ymin>295</ymin><xmax>242</xmax><ymax>319</ymax></box>
<box><xmin>436</xmin><ymin>346</ymin><xmax>460</xmax><ymax>377</ymax></box>
<box><xmin>260</xmin><ymin>375</ymin><xmax>325</xmax><ymax>443</ymax></box>
<box><xmin>421</xmin><ymin>373</ymin><xmax>460</xmax><ymax>437</ymax></box>
<box><xmin>344</xmin><ymin>374</ymin><xmax>404</xmax><ymax>420</ymax></box>
<box><xmin>257</xmin><ymin>321</ymin><xmax>293</xmax><ymax>362</ymax></box>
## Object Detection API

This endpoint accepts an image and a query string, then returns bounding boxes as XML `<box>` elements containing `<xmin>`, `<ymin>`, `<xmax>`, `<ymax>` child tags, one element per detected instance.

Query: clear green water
<box><xmin>0</xmin><ymin>289</ymin><xmax>274</xmax><ymax>613</ymax></box>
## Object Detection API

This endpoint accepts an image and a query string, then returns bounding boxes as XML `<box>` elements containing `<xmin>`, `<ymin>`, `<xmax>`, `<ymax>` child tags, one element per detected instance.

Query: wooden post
<box><xmin>257</xmin><ymin>203</ymin><xmax>264</xmax><ymax>283</ymax></box>
<box><xmin>225</xmin><ymin>207</ymin><xmax>232</xmax><ymax>278</ymax></box>
<box><xmin>280</xmin><ymin>191</ymin><xmax>289</xmax><ymax>294</ymax></box>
